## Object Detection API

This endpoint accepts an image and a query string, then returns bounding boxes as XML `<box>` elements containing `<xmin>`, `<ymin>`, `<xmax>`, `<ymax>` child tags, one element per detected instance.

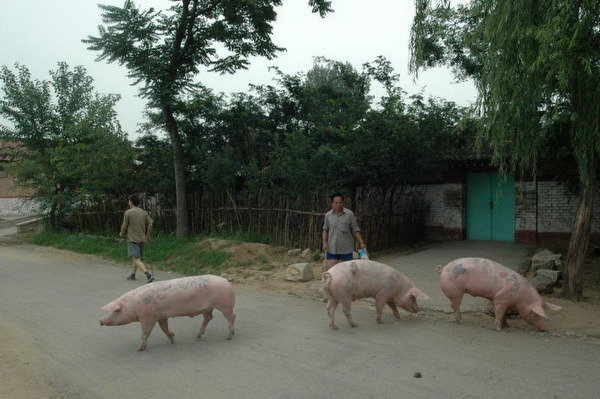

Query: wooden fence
<box><xmin>68</xmin><ymin>189</ymin><xmax>429</xmax><ymax>252</ymax></box>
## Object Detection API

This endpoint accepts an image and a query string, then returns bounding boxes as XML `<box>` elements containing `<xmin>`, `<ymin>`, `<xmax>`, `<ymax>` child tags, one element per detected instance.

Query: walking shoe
<box><xmin>146</xmin><ymin>274</ymin><xmax>154</xmax><ymax>283</ymax></box>
<box><xmin>126</xmin><ymin>274</ymin><xmax>136</xmax><ymax>281</ymax></box>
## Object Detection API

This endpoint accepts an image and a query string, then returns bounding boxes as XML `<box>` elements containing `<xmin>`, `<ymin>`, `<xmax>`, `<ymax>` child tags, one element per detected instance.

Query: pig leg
<box><xmin>139</xmin><ymin>320</ymin><xmax>156</xmax><ymax>351</ymax></box>
<box><xmin>158</xmin><ymin>318</ymin><xmax>175</xmax><ymax>344</ymax></box>
<box><xmin>441</xmin><ymin>285</ymin><xmax>463</xmax><ymax>324</ymax></box>
<box><xmin>374</xmin><ymin>294</ymin><xmax>389</xmax><ymax>324</ymax></box>
<box><xmin>326</xmin><ymin>299</ymin><xmax>339</xmax><ymax>330</ymax></box>
<box><xmin>501</xmin><ymin>314</ymin><xmax>509</xmax><ymax>328</ymax></box>
<box><xmin>341</xmin><ymin>299</ymin><xmax>358</xmax><ymax>328</ymax></box>
<box><xmin>448</xmin><ymin>295</ymin><xmax>463</xmax><ymax>324</ymax></box>
<box><xmin>197</xmin><ymin>310</ymin><xmax>213</xmax><ymax>339</ymax></box>
<box><xmin>493</xmin><ymin>302</ymin><xmax>509</xmax><ymax>331</ymax></box>
<box><xmin>387</xmin><ymin>302</ymin><xmax>401</xmax><ymax>319</ymax></box>
<box><xmin>220</xmin><ymin>309</ymin><xmax>236</xmax><ymax>340</ymax></box>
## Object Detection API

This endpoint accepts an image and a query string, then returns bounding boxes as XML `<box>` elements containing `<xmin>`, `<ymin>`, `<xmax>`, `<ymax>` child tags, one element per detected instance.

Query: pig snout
<box><xmin>100</xmin><ymin>311</ymin><xmax>127</xmax><ymax>327</ymax></box>
<box><xmin>399</xmin><ymin>288</ymin><xmax>429</xmax><ymax>314</ymax></box>
<box><xmin>99</xmin><ymin>314</ymin><xmax>113</xmax><ymax>326</ymax></box>
<box><xmin>402</xmin><ymin>300</ymin><xmax>421</xmax><ymax>314</ymax></box>
<box><xmin>409</xmin><ymin>304</ymin><xmax>421</xmax><ymax>313</ymax></box>
<box><xmin>523</xmin><ymin>312</ymin><xmax>548</xmax><ymax>332</ymax></box>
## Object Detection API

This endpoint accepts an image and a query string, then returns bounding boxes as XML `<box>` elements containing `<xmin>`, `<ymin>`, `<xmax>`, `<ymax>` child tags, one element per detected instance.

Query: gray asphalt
<box><xmin>1</xmin><ymin>240</ymin><xmax>599</xmax><ymax>399</ymax></box>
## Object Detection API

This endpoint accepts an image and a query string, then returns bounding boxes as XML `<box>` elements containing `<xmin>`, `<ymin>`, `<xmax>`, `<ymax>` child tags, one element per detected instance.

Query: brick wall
<box><xmin>408</xmin><ymin>183</ymin><xmax>463</xmax><ymax>240</ymax></box>
<box><xmin>514</xmin><ymin>181</ymin><xmax>537</xmax><ymax>244</ymax></box>
<box><xmin>411</xmin><ymin>179</ymin><xmax>599</xmax><ymax>247</ymax></box>
<box><xmin>536</xmin><ymin>181</ymin><xmax>600</xmax><ymax>246</ymax></box>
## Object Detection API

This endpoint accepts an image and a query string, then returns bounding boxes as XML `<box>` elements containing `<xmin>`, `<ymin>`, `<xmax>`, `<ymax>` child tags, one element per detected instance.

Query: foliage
<box><xmin>0</xmin><ymin>62</ymin><xmax>136</xmax><ymax>227</ymax></box>
<box><xmin>84</xmin><ymin>0</ymin><xmax>334</xmax><ymax>237</ymax></box>
<box><xmin>133</xmin><ymin>55</ymin><xmax>474</xmax><ymax>201</ymax></box>
<box><xmin>133</xmin><ymin>133</ymin><xmax>176</xmax><ymax>198</ymax></box>
<box><xmin>410</xmin><ymin>0</ymin><xmax>600</xmax><ymax>300</ymax></box>
<box><xmin>410</xmin><ymin>0</ymin><xmax>599</xmax><ymax>181</ymax></box>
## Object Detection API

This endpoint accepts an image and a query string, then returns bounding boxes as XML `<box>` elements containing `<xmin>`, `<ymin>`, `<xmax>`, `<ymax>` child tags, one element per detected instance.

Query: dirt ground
<box><xmin>1</xmin><ymin>237</ymin><xmax>600</xmax><ymax>398</ymax></box>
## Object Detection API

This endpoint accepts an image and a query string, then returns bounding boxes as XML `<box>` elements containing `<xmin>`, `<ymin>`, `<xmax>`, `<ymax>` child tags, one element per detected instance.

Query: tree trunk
<box><xmin>164</xmin><ymin>105</ymin><xmax>189</xmax><ymax>237</ymax></box>
<box><xmin>563</xmin><ymin>156</ymin><xmax>596</xmax><ymax>301</ymax></box>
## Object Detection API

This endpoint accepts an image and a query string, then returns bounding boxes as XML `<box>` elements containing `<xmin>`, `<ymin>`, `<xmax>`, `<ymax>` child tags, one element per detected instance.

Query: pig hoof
<box><xmin>350</xmin><ymin>323</ymin><xmax>358</xmax><ymax>328</ymax></box>
<box><xmin>330</xmin><ymin>324</ymin><xmax>339</xmax><ymax>330</ymax></box>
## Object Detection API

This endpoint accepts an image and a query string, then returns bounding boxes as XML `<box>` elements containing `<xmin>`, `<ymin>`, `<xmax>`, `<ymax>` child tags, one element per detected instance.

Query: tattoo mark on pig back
<box><xmin>453</xmin><ymin>264</ymin><xmax>467</xmax><ymax>277</ymax></box>
<box><xmin>141</xmin><ymin>294</ymin><xmax>159</xmax><ymax>305</ymax></box>
<box><xmin>480</xmin><ymin>264</ymin><xmax>493</xmax><ymax>275</ymax></box>
<box><xmin>505</xmin><ymin>274</ymin><xmax>520</xmax><ymax>292</ymax></box>
<box><xmin>350</xmin><ymin>262</ymin><xmax>359</xmax><ymax>276</ymax></box>
<box><xmin>138</xmin><ymin>277</ymin><xmax>212</xmax><ymax>306</ymax></box>
<box><xmin>176</xmin><ymin>276</ymin><xmax>211</xmax><ymax>290</ymax></box>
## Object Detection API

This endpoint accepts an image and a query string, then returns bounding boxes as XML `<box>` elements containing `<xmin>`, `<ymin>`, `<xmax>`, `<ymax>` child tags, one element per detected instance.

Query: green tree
<box><xmin>133</xmin><ymin>133</ymin><xmax>176</xmax><ymax>197</ymax></box>
<box><xmin>264</xmin><ymin>57</ymin><xmax>372</xmax><ymax>200</ymax></box>
<box><xmin>0</xmin><ymin>63</ymin><xmax>135</xmax><ymax>226</ymax></box>
<box><xmin>410</xmin><ymin>0</ymin><xmax>600</xmax><ymax>300</ymax></box>
<box><xmin>84</xmin><ymin>0</ymin><xmax>333</xmax><ymax>236</ymax></box>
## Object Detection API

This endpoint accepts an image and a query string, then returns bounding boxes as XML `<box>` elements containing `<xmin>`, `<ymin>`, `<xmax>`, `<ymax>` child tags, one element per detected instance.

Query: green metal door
<box><xmin>466</xmin><ymin>172</ymin><xmax>515</xmax><ymax>241</ymax></box>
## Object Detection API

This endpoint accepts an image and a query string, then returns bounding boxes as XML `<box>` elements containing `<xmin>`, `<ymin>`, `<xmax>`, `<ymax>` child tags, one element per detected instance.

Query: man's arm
<box><xmin>322</xmin><ymin>229</ymin><xmax>329</xmax><ymax>253</ymax></box>
<box><xmin>146</xmin><ymin>221</ymin><xmax>153</xmax><ymax>241</ymax></box>
<box><xmin>350</xmin><ymin>214</ymin><xmax>366</xmax><ymax>249</ymax></box>
<box><xmin>354</xmin><ymin>231</ymin><xmax>366</xmax><ymax>249</ymax></box>
<box><xmin>119</xmin><ymin>214</ymin><xmax>128</xmax><ymax>237</ymax></box>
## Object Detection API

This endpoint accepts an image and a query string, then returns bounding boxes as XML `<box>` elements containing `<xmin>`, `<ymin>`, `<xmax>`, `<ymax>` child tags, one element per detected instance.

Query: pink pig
<box><xmin>100</xmin><ymin>275</ymin><xmax>235</xmax><ymax>351</ymax></box>
<box><xmin>436</xmin><ymin>257</ymin><xmax>561</xmax><ymax>331</ymax></box>
<box><xmin>321</xmin><ymin>259</ymin><xmax>429</xmax><ymax>329</ymax></box>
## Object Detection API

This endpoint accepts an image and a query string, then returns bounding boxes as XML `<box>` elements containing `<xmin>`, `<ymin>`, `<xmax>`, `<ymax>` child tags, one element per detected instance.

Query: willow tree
<box><xmin>410</xmin><ymin>0</ymin><xmax>600</xmax><ymax>300</ymax></box>
<box><xmin>84</xmin><ymin>0</ymin><xmax>332</xmax><ymax>236</ymax></box>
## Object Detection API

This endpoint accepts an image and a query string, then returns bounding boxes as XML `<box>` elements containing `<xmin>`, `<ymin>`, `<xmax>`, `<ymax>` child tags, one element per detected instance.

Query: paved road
<box><xmin>1</xmin><ymin>243</ymin><xmax>599</xmax><ymax>399</ymax></box>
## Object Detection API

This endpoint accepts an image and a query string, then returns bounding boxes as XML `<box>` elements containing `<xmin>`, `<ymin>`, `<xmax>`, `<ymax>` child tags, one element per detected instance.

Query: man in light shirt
<box><xmin>120</xmin><ymin>194</ymin><xmax>154</xmax><ymax>283</ymax></box>
<box><xmin>322</xmin><ymin>192</ymin><xmax>367</xmax><ymax>271</ymax></box>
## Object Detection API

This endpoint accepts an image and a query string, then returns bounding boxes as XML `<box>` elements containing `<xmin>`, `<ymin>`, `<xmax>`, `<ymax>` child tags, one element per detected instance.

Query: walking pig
<box><xmin>436</xmin><ymin>257</ymin><xmax>561</xmax><ymax>331</ymax></box>
<box><xmin>321</xmin><ymin>259</ymin><xmax>429</xmax><ymax>329</ymax></box>
<box><xmin>100</xmin><ymin>275</ymin><xmax>235</xmax><ymax>351</ymax></box>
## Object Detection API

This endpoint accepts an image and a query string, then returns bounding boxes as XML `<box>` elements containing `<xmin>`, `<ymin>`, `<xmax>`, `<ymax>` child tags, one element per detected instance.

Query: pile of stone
<box><xmin>529</xmin><ymin>249</ymin><xmax>563</xmax><ymax>295</ymax></box>
<box><xmin>285</xmin><ymin>248</ymin><xmax>315</xmax><ymax>282</ymax></box>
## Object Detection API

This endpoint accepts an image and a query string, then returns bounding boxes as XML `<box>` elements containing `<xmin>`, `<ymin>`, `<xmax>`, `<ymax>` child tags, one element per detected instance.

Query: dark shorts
<box><xmin>127</xmin><ymin>242</ymin><xmax>144</xmax><ymax>259</ymax></box>
<box><xmin>326</xmin><ymin>252</ymin><xmax>353</xmax><ymax>261</ymax></box>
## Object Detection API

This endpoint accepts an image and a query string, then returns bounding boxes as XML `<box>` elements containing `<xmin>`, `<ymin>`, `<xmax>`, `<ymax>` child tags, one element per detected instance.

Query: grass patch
<box><xmin>28</xmin><ymin>230</ymin><xmax>243</xmax><ymax>276</ymax></box>
<box><xmin>30</xmin><ymin>230</ymin><xmax>124</xmax><ymax>259</ymax></box>
<box><xmin>214</xmin><ymin>231</ymin><xmax>271</xmax><ymax>244</ymax></box>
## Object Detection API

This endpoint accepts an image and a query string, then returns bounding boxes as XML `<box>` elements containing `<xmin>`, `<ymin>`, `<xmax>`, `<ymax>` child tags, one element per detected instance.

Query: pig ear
<box><xmin>101</xmin><ymin>300</ymin><xmax>122</xmax><ymax>312</ymax></box>
<box><xmin>544</xmin><ymin>302</ymin><xmax>561</xmax><ymax>311</ymax></box>
<box><xmin>410</xmin><ymin>288</ymin><xmax>429</xmax><ymax>300</ymax></box>
<box><xmin>530</xmin><ymin>303</ymin><xmax>548</xmax><ymax>320</ymax></box>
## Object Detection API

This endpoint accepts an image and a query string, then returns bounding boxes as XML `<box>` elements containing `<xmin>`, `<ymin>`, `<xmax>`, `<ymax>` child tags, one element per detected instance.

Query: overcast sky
<box><xmin>1</xmin><ymin>0</ymin><xmax>476</xmax><ymax>139</ymax></box>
